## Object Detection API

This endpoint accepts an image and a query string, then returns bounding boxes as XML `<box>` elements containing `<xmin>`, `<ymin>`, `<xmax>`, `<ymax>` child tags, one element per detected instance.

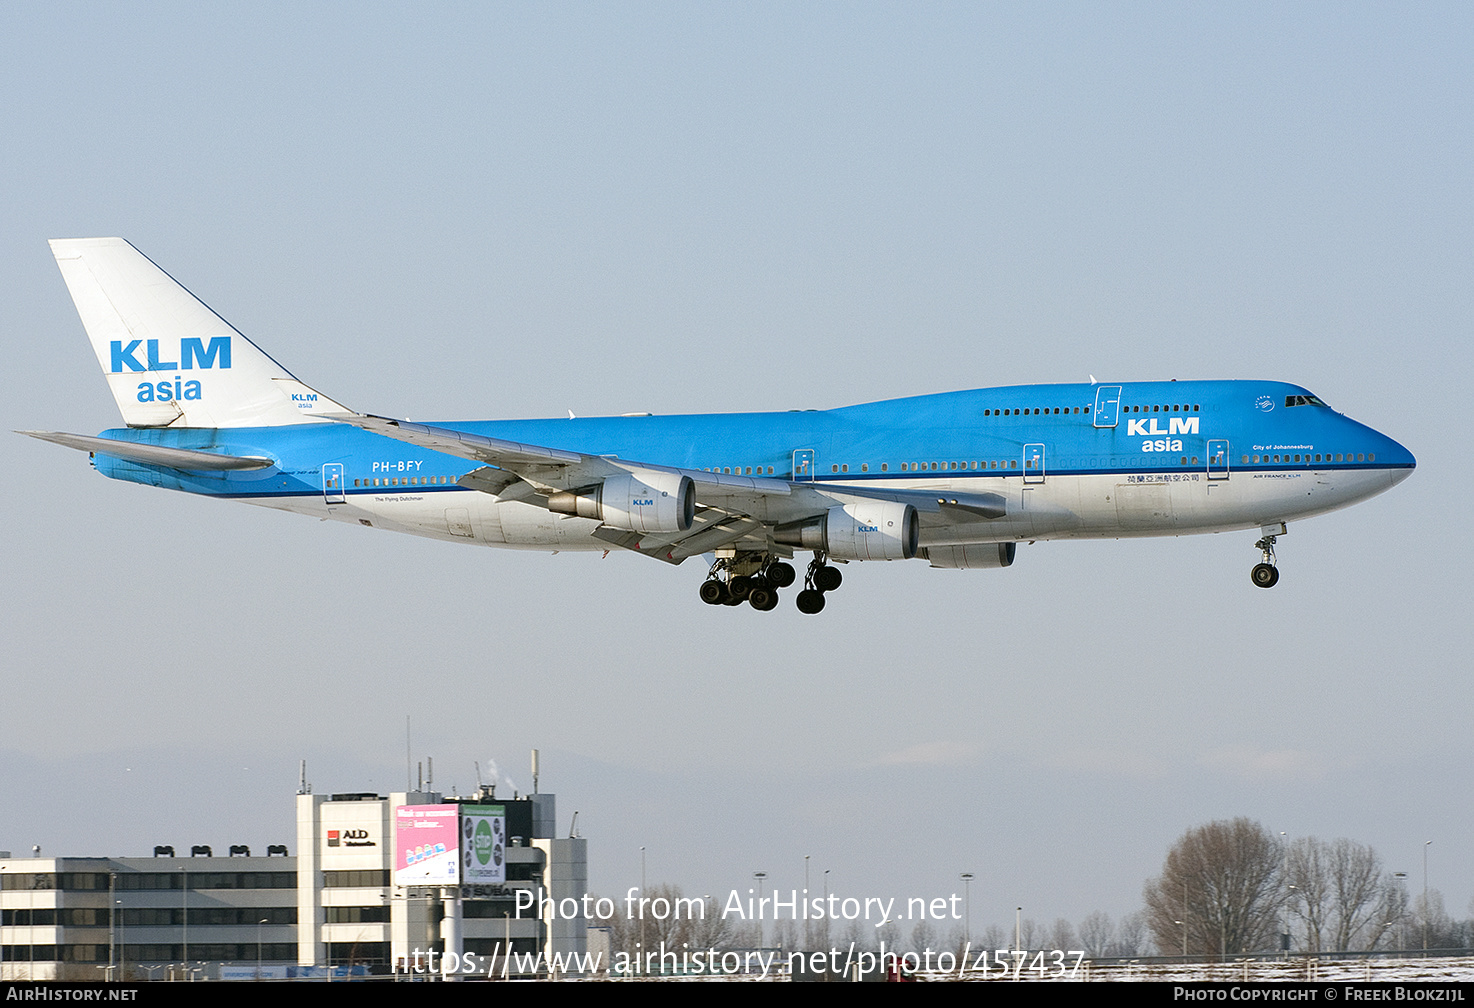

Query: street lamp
<box><xmin>959</xmin><ymin>874</ymin><xmax>973</xmax><ymax>945</ymax></box>
<box><xmin>1285</xmin><ymin>886</ymin><xmax>1298</xmax><ymax>956</ymax></box>
<box><xmin>640</xmin><ymin>847</ymin><xmax>646</xmax><ymax>977</ymax></box>
<box><xmin>108</xmin><ymin>873</ymin><xmax>116</xmax><ymax>981</ymax></box>
<box><xmin>180</xmin><ymin>867</ymin><xmax>188</xmax><ymax>977</ymax></box>
<box><xmin>823</xmin><ymin>870</ymin><xmax>831</xmax><ymax>949</ymax></box>
<box><xmin>754</xmin><ymin>872</ymin><xmax>768</xmax><ymax>950</ymax></box>
<box><xmin>804</xmin><ymin>856</ymin><xmax>810</xmax><ymax>950</ymax></box>
<box><xmin>115</xmin><ymin>898</ymin><xmax>125</xmax><ymax>982</ymax></box>
<box><xmin>1393</xmin><ymin>873</ymin><xmax>1408</xmax><ymax>950</ymax></box>
<box><xmin>1281</xmin><ymin>831</ymin><xmax>1290</xmax><ymax>959</ymax></box>
<box><xmin>1423</xmin><ymin>841</ymin><xmax>1432</xmax><ymax>954</ymax></box>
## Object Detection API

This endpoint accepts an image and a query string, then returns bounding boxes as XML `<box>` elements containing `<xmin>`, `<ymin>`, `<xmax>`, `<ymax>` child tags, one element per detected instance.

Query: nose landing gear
<box><xmin>1251</xmin><ymin>530</ymin><xmax>1281</xmax><ymax>588</ymax></box>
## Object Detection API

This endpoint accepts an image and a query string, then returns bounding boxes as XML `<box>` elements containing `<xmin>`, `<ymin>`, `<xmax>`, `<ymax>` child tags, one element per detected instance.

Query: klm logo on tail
<box><xmin>110</xmin><ymin>336</ymin><xmax>232</xmax><ymax>373</ymax></box>
<box><xmin>110</xmin><ymin>336</ymin><xmax>232</xmax><ymax>404</ymax></box>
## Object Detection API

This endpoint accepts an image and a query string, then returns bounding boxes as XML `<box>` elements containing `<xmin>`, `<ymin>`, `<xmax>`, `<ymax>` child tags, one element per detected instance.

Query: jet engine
<box><xmin>775</xmin><ymin>501</ymin><xmax>919</xmax><ymax>561</ymax></box>
<box><xmin>922</xmin><ymin>542</ymin><xmax>1017</xmax><ymax>569</ymax></box>
<box><xmin>547</xmin><ymin>470</ymin><xmax>695</xmax><ymax>533</ymax></box>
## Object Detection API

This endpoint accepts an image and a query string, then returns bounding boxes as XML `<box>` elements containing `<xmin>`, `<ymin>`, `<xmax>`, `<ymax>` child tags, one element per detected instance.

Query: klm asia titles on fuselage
<box><xmin>26</xmin><ymin>238</ymin><xmax>1414</xmax><ymax>614</ymax></box>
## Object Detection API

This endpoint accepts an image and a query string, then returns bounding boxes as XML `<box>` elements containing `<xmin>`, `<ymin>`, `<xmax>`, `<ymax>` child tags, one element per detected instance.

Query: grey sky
<box><xmin>3</xmin><ymin>3</ymin><xmax>1469</xmax><ymax>937</ymax></box>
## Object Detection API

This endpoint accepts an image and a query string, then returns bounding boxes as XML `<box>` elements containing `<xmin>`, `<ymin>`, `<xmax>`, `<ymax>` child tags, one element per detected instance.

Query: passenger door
<box><xmin>323</xmin><ymin>463</ymin><xmax>346</xmax><ymax>504</ymax></box>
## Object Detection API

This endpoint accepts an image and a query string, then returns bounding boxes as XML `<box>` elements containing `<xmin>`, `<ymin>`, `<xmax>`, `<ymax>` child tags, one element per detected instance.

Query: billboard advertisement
<box><xmin>394</xmin><ymin>804</ymin><xmax>460</xmax><ymax>885</ymax></box>
<box><xmin>460</xmin><ymin>805</ymin><xmax>506</xmax><ymax>884</ymax></box>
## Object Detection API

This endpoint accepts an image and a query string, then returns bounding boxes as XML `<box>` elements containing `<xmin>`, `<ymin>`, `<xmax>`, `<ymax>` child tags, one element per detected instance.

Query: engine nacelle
<box><xmin>922</xmin><ymin>542</ymin><xmax>1017</xmax><ymax>570</ymax></box>
<box><xmin>775</xmin><ymin>501</ymin><xmax>919</xmax><ymax>561</ymax></box>
<box><xmin>547</xmin><ymin>469</ymin><xmax>695</xmax><ymax>534</ymax></box>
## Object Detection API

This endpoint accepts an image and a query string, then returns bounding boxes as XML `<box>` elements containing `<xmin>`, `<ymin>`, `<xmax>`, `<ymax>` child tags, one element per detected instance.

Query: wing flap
<box><xmin>591</xmin><ymin>511</ymin><xmax>768</xmax><ymax>564</ymax></box>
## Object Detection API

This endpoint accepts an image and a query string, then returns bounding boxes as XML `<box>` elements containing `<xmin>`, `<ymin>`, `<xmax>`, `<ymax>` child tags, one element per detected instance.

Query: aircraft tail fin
<box><xmin>50</xmin><ymin>237</ymin><xmax>352</xmax><ymax>428</ymax></box>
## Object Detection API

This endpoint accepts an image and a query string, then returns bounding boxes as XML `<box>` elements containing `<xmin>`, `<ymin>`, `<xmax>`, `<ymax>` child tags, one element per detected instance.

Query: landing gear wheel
<box><xmin>767</xmin><ymin>562</ymin><xmax>796</xmax><ymax>589</ymax></box>
<box><xmin>1251</xmin><ymin>563</ymin><xmax>1279</xmax><ymax>588</ymax></box>
<box><xmin>700</xmin><ymin>554</ymin><xmax>805</xmax><ymax>612</ymax></box>
<box><xmin>813</xmin><ymin>565</ymin><xmax>842</xmax><ymax>593</ymax></box>
<box><xmin>796</xmin><ymin>589</ymin><xmax>826</xmax><ymax>614</ymax></box>
<box><xmin>1251</xmin><ymin>533</ymin><xmax>1281</xmax><ymax>589</ymax></box>
<box><xmin>748</xmin><ymin>586</ymin><xmax>779</xmax><ymax>611</ymax></box>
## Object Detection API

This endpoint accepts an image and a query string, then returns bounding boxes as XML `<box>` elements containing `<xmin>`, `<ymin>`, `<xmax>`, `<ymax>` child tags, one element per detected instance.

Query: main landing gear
<box><xmin>795</xmin><ymin>554</ymin><xmax>842</xmax><ymax>614</ymax></box>
<box><xmin>698</xmin><ymin>553</ymin><xmax>797</xmax><ymax>612</ymax></box>
<box><xmin>1251</xmin><ymin>530</ymin><xmax>1281</xmax><ymax>588</ymax></box>
<box><xmin>698</xmin><ymin>552</ymin><xmax>842</xmax><ymax>614</ymax></box>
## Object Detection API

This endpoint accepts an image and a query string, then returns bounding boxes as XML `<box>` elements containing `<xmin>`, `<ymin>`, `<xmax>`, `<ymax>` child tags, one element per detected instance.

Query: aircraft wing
<box><xmin>327</xmin><ymin>413</ymin><xmax>792</xmax><ymax>499</ymax></box>
<box><xmin>326</xmin><ymin>413</ymin><xmax>1005</xmax><ymax>562</ymax></box>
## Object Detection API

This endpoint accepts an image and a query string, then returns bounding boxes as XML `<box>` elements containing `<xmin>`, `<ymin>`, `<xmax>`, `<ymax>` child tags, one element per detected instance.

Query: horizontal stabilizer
<box><xmin>18</xmin><ymin>431</ymin><xmax>274</xmax><ymax>471</ymax></box>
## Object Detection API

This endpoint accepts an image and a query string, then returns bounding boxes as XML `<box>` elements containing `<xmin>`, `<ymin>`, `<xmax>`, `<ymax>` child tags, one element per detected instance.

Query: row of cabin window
<box><xmin>983</xmin><ymin>407</ymin><xmax>1090</xmax><ymax>416</ymax></box>
<box><xmin>1244</xmin><ymin>453</ymin><xmax>1373</xmax><ymax>464</ymax></box>
<box><xmin>353</xmin><ymin>476</ymin><xmax>451</xmax><ymax>487</ymax></box>
<box><xmin>837</xmin><ymin>461</ymin><xmax>1018</xmax><ymax>473</ymax></box>
<box><xmin>980</xmin><ymin>404</ymin><xmax>1200</xmax><ymax>417</ymax></box>
<box><xmin>351</xmin><ymin>450</ymin><xmax>1375</xmax><ymax>487</ymax></box>
<box><xmin>704</xmin><ymin>462</ymin><xmax>1022</xmax><ymax>475</ymax></box>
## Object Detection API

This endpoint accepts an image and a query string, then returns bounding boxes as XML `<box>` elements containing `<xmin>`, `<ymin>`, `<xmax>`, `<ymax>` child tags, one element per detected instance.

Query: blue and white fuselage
<box><xmin>26</xmin><ymin>239</ymin><xmax>1415</xmax><ymax>613</ymax></box>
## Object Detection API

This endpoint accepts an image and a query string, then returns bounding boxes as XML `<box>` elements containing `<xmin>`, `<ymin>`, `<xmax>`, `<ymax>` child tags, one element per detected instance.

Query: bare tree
<box><xmin>908</xmin><ymin>919</ymin><xmax>937</xmax><ymax>955</ymax></box>
<box><xmin>1413</xmin><ymin>889</ymin><xmax>1455</xmax><ymax>951</ymax></box>
<box><xmin>1287</xmin><ymin>837</ymin><xmax>1331</xmax><ymax>953</ymax></box>
<box><xmin>1078</xmin><ymin>911</ymin><xmax>1114</xmax><ymax>958</ymax></box>
<box><xmin>1287</xmin><ymin>837</ymin><xmax>1407</xmax><ymax>953</ymax></box>
<box><xmin>1371</xmin><ymin>878</ymin><xmax>1410</xmax><ymax>951</ymax></box>
<box><xmin>1143</xmin><ymin>818</ymin><xmax>1284</xmax><ymax>956</ymax></box>
<box><xmin>978</xmin><ymin>924</ymin><xmax>1008</xmax><ymax>952</ymax></box>
<box><xmin>838</xmin><ymin>917</ymin><xmax>873</xmax><ymax>953</ymax></box>
<box><xmin>1047</xmin><ymin>917</ymin><xmax>1077</xmax><ymax>951</ymax></box>
<box><xmin>600</xmin><ymin>885</ymin><xmax>755</xmax><ymax>970</ymax></box>
<box><xmin>1113</xmin><ymin>911</ymin><xmax>1147</xmax><ymax>956</ymax></box>
<box><xmin>686</xmin><ymin>894</ymin><xmax>747</xmax><ymax>950</ymax></box>
<box><xmin>1328</xmin><ymin>838</ymin><xmax>1387</xmax><ymax>951</ymax></box>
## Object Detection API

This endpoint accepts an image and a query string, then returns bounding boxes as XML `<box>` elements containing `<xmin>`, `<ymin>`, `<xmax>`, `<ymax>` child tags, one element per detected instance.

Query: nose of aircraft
<box><xmin>1390</xmin><ymin>455</ymin><xmax>1415</xmax><ymax>486</ymax></box>
<box><xmin>1376</xmin><ymin>428</ymin><xmax>1416</xmax><ymax>487</ymax></box>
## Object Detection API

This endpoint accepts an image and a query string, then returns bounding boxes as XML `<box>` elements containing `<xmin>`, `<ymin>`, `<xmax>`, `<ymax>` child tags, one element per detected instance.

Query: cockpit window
<box><xmin>1284</xmin><ymin>394</ymin><xmax>1329</xmax><ymax>408</ymax></box>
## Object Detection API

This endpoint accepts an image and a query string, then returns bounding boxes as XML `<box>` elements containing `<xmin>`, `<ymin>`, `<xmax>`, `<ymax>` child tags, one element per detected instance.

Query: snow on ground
<box><xmin>945</xmin><ymin>956</ymin><xmax>1474</xmax><ymax>983</ymax></box>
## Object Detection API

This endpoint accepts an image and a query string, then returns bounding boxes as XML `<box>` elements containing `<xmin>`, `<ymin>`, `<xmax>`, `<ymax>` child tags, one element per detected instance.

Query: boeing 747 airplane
<box><xmin>24</xmin><ymin>238</ymin><xmax>1415</xmax><ymax>613</ymax></box>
